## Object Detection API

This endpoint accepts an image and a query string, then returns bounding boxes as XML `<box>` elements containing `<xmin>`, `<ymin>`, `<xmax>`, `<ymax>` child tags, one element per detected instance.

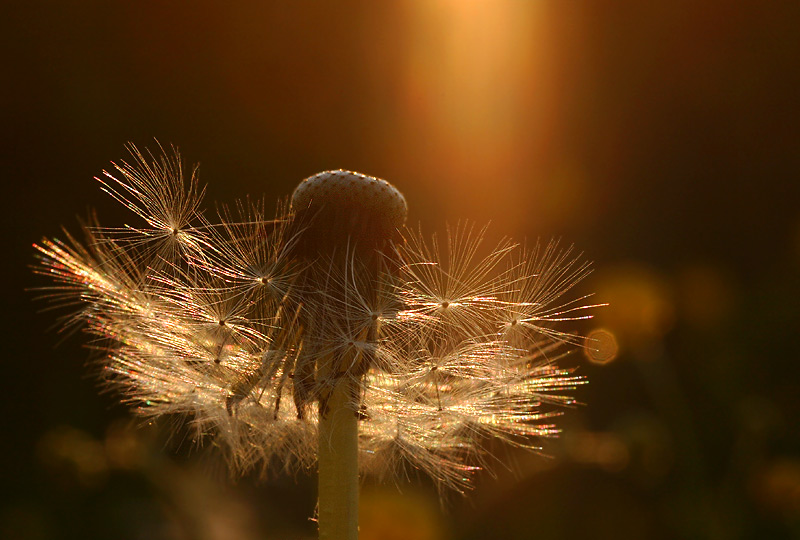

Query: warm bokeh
<box><xmin>4</xmin><ymin>1</ymin><xmax>799</xmax><ymax>539</ymax></box>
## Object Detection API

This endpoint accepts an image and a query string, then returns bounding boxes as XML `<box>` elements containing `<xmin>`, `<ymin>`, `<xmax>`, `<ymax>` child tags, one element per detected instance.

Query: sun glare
<box><xmin>400</xmin><ymin>1</ymin><xmax>552</xmax><ymax>229</ymax></box>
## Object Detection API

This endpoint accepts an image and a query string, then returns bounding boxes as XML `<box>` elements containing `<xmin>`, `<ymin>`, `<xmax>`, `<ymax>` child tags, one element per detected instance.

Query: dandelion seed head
<box><xmin>291</xmin><ymin>170</ymin><xmax>407</xmax><ymax>255</ymax></box>
<box><xmin>33</xmin><ymin>144</ymin><xmax>600</xmax><ymax>493</ymax></box>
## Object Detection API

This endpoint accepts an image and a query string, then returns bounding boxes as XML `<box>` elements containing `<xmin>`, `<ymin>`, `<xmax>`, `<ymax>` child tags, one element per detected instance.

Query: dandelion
<box><xmin>33</xmin><ymin>144</ymin><xmax>601</xmax><ymax>539</ymax></box>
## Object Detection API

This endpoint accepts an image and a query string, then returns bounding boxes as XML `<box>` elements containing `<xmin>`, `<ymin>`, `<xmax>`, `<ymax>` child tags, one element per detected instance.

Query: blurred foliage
<box><xmin>4</xmin><ymin>1</ymin><xmax>799</xmax><ymax>539</ymax></box>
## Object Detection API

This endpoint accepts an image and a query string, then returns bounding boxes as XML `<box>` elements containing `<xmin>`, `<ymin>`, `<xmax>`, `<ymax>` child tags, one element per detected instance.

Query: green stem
<box><xmin>317</xmin><ymin>378</ymin><xmax>359</xmax><ymax>540</ymax></box>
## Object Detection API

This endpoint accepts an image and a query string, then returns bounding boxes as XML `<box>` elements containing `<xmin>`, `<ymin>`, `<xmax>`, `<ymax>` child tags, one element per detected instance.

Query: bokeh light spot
<box><xmin>360</xmin><ymin>487</ymin><xmax>447</xmax><ymax>540</ymax></box>
<box><xmin>592</xmin><ymin>263</ymin><xmax>675</xmax><ymax>357</ymax></box>
<box><xmin>752</xmin><ymin>459</ymin><xmax>800</xmax><ymax>518</ymax></box>
<box><xmin>584</xmin><ymin>328</ymin><xmax>619</xmax><ymax>364</ymax></box>
<box><xmin>36</xmin><ymin>426</ymin><xmax>109</xmax><ymax>489</ymax></box>
<box><xmin>677</xmin><ymin>263</ymin><xmax>736</xmax><ymax>329</ymax></box>
<box><xmin>565</xmin><ymin>430</ymin><xmax>630</xmax><ymax>473</ymax></box>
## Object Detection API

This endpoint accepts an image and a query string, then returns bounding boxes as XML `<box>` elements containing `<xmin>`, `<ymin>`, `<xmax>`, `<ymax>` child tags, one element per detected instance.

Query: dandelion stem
<box><xmin>317</xmin><ymin>377</ymin><xmax>359</xmax><ymax>540</ymax></box>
